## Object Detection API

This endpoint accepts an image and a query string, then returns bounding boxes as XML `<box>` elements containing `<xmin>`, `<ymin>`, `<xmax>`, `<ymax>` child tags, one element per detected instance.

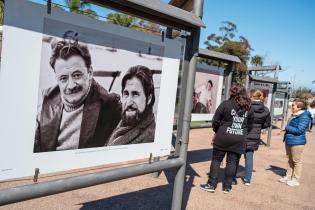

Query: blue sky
<box><xmin>31</xmin><ymin>0</ymin><xmax>315</xmax><ymax>90</ymax></box>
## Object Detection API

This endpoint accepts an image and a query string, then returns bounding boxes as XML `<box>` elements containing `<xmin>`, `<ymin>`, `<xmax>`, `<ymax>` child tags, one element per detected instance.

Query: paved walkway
<box><xmin>1</xmin><ymin>124</ymin><xmax>315</xmax><ymax>209</ymax></box>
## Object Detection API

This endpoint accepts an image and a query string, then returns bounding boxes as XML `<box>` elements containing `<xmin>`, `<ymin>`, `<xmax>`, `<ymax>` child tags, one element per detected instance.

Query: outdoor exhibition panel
<box><xmin>0</xmin><ymin>0</ymin><xmax>182</xmax><ymax>181</ymax></box>
<box><xmin>249</xmin><ymin>81</ymin><xmax>273</xmax><ymax>110</ymax></box>
<box><xmin>273</xmin><ymin>92</ymin><xmax>286</xmax><ymax>117</ymax></box>
<box><xmin>191</xmin><ymin>63</ymin><xmax>224</xmax><ymax>121</ymax></box>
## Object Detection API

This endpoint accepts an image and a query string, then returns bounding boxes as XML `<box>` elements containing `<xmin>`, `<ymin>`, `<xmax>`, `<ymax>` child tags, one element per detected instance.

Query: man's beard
<box><xmin>122</xmin><ymin>105</ymin><xmax>147</xmax><ymax>126</ymax></box>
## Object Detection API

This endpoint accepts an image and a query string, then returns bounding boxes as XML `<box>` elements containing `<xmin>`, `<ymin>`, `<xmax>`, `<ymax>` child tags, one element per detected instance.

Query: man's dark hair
<box><xmin>208</xmin><ymin>80</ymin><xmax>213</xmax><ymax>87</ymax></box>
<box><xmin>122</xmin><ymin>65</ymin><xmax>155</xmax><ymax>107</ymax></box>
<box><xmin>49</xmin><ymin>40</ymin><xmax>92</xmax><ymax>70</ymax></box>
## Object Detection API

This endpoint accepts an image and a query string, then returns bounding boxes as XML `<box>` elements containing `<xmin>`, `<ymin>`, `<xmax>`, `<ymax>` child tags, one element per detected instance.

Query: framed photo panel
<box><xmin>191</xmin><ymin>63</ymin><xmax>224</xmax><ymax>121</ymax></box>
<box><xmin>0</xmin><ymin>0</ymin><xmax>182</xmax><ymax>180</ymax></box>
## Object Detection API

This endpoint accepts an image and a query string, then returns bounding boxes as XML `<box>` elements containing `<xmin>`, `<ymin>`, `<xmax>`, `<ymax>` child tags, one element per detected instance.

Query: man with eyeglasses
<box><xmin>33</xmin><ymin>36</ymin><xmax>121</xmax><ymax>152</ymax></box>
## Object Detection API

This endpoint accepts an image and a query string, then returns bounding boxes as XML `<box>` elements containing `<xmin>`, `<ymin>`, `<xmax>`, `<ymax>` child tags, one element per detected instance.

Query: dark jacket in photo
<box><xmin>212</xmin><ymin>99</ymin><xmax>254</xmax><ymax>154</ymax></box>
<box><xmin>34</xmin><ymin>79</ymin><xmax>122</xmax><ymax>152</ymax></box>
<box><xmin>285</xmin><ymin>111</ymin><xmax>311</xmax><ymax>145</ymax></box>
<box><xmin>245</xmin><ymin>101</ymin><xmax>271</xmax><ymax>150</ymax></box>
<box><xmin>106</xmin><ymin>110</ymin><xmax>155</xmax><ymax>146</ymax></box>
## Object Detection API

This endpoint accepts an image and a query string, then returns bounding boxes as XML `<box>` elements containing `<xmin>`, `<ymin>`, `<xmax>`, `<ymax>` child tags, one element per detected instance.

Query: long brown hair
<box><xmin>230</xmin><ymin>84</ymin><xmax>251</xmax><ymax>110</ymax></box>
<box><xmin>250</xmin><ymin>89</ymin><xmax>265</xmax><ymax>102</ymax></box>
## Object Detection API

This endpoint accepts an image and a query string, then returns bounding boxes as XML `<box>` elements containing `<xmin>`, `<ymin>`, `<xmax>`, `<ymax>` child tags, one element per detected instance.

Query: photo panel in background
<box><xmin>191</xmin><ymin>63</ymin><xmax>224</xmax><ymax>121</ymax></box>
<box><xmin>250</xmin><ymin>81</ymin><xmax>273</xmax><ymax>110</ymax></box>
<box><xmin>273</xmin><ymin>92</ymin><xmax>285</xmax><ymax>117</ymax></box>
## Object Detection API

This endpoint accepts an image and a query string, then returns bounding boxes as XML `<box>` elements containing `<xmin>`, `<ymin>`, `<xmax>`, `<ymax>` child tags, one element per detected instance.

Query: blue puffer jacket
<box><xmin>285</xmin><ymin>111</ymin><xmax>311</xmax><ymax>145</ymax></box>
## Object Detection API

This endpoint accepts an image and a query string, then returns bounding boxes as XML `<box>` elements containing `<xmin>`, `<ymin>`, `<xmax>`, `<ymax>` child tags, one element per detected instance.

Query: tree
<box><xmin>251</xmin><ymin>55</ymin><xmax>264</xmax><ymax>66</ymax></box>
<box><xmin>64</xmin><ymin>0</ymin><xmax>97</xmax><ymax>18</ymax></box>
<box><xmin>204</xmin><ymin>21</ymin><xmax>252</xmax><ymax>83</ymax></box>
<box><xmin>292</xmin><ymin>87</ymin><xmax>313</xmax><ymax>100</ymax></box>
<box><xmin>107</xmin><ymin>13</ymin><xmax>136</xmax><ymax>28</ymax></box>
<box><xmin>106</xmin><ymin>12</ymin><xmax>161</xmax><ymax>35</ymax></box>
<box><xmin>0</xmin><ymin>0</ymin><xmax>4</xmax><ymax>25</ymax></box>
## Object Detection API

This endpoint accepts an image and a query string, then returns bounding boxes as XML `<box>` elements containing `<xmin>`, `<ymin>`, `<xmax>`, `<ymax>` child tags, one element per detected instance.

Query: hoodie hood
<box><xmin>251</xmin><ymin>101</ymin><xmax>266</xmax><ymax>113</ymax></box>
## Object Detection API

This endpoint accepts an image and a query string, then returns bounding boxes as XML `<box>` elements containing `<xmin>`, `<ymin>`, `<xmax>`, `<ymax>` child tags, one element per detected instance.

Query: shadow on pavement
<box><xmin>266</xmin><ymin>165</ymin><xmax>286</xmax><ymax>177</ymax></box>
<box><xmin>80</xmin><ymin>184</ymin><xmax>173</xmax><ymax>210</ymax></box>
<box><xmin>80</xmin><ymin>148</ymin><xmax>212</xmax><ymax>210</ymax></box>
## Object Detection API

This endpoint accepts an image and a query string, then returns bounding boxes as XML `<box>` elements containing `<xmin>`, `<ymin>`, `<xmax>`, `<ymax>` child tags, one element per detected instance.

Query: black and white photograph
<box><xmin>0</xmin><ymin>0</ymin><xmax>181</xmax><ymax>181</ymax></box>
<box><xmin>273</xmin><ymin>92</ymin><xmax>285</xmax><ymax>116</ymax></box>
<box><xmin>34</xmin><ymin>19</ymin><xmax>163</xmax><ymax>153</ymax></box>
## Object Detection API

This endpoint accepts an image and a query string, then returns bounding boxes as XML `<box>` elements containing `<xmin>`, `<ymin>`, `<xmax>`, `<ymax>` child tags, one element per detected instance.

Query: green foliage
<box><xmin>107</xmin><ymin>13</ymin><xmax>135</xmax><ymax>28</ymax></box>
<box><xmin>292</xmin><ymin>87</ymin><xmax>314</xmax><ymax>100</ymax></box>
<box><xmin>0</xmin><ymin>0</ymin><xmax>4</xmax><ymax>25</ymax></box>
<box><xmin>106</xmin><ymin>13</ymin><xmax>161</xmax><ymax>35</ymax></box>
<box><xmin>251</xmin><ymin>54</ymin><xmax>264</xmax><ymax>66</ymax></box>
<box><xmin>63</xmin><ymin>0</ymin><xmax>97</xmax><ymax>19</ymax></box>
<box><xmin>204</xmin><ymin>21</ymin><xmax>252</xmax><ymax>84</ymax></box>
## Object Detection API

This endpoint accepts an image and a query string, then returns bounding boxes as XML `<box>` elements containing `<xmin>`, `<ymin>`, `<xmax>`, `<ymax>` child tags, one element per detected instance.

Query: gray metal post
<box><xmin>174</xmin><ymin>56</ymin><xmax>189</xmax><ymax>157</ymax></box>
<box><xmin>224</xmin><ymin>62</ymin><xmax>233</xmax><ymax>100</ymax></box>
<box><xmin>171</xmin><ymin>0</ymin><xmax>203</xmax><ymax>209</ymax></box>
<box><xmin>280</xmin><ymin>92</ymin><xmax>287</xmax><ymax>129</ymax></box>
<box><xmin>267</xmin><ymin>66</ymin><xmax>279</xmax><ymax>146</ymax></box>
<box><xmin>245</xmin><ymin>70</ymin><xmax>250</xmax><ymax>90</ymax></box>
<box><xmin>267</xmin><ymin>83</ymin><xmax>277</xmax><ymax>146</ymax></box>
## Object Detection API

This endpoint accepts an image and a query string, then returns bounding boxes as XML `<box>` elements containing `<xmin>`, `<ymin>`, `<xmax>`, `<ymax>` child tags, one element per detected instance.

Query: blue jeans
<box><xmin>244</xmin><ymin>149</ymin><xmax>254</xmax><ymax>182</ymax></box>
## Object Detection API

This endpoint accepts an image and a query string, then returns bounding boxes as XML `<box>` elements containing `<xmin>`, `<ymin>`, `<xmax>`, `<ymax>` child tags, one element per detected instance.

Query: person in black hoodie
<box><xmin>200</xmin><ymin>85</ymin><xmax>254</xmax><ymax>193</ymax></box>
<box><xmin>241</xmin><ymin>89</ymin><xmax>271</xmax><ymax>186</ymax></box>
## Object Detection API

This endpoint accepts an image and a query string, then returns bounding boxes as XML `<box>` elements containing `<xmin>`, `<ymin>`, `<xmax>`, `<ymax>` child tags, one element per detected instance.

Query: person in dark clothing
<box><xmin>241</xmin><ymin>89</ymin><xmax>271</xmax><ymax>186</ymax></box>
<box><xmin>200</xmin><ymin>85</ymin><xmax>254</xmax><ymax>193</ymax></box>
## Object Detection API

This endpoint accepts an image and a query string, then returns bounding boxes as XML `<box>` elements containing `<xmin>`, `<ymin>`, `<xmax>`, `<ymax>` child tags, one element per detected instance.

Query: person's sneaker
<box><xmin>223</xmin><ymin>188</ymin><xmax>231</xmax><ymax>194</ymax></box>
<box><xmin>232</xmin><ymin>178</ymin><xmax>238</xmax><ymax>185</ymax></box>
<box><xmin>200</xmin><ymin>183</ymin><xmax>216</xmax><ymax>192</ymax></box>
<box><xmin>286</xmin><ymin>179</ymin><xmax>300</xmax><ymax>187</ymax></box>
<box><xmin>242</xmin><ymin>177</ymin><xmax>251</xmax><ymax>186</ymax></box>
<box><xmin>279</xmin><ymin>176</ymin><xmax>290</xmax><ymax>183</ymax></box>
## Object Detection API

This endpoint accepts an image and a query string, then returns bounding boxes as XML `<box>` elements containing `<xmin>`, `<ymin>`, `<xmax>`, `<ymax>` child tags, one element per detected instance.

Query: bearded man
<box><xmin>107</xmin><ymin>65</ymin><xmax>156</xmax><ymax>146</ymax></box>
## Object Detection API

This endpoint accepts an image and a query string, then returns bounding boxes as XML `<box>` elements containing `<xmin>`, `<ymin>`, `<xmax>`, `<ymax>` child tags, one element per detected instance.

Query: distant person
<box><xmin>34</xmin><ymin>34</ymin><xmax>121</xmax><ymax>152</ymax></box>
<box><xmin>240</xmin><ymin>89</ymin><xmax>271</xmax><ymax>186</ymax></box>
<box><xmin>194</xmin><ymin>80</ymin><xmax>213</xmax><ymax>113</ymax></box>
<box><xmin>200</xmin><ymin>84</ymin><xmax>253</xmax><ymax>193</ymax></box>
<box><xmin>106</xmin><ymin>65</ymin><xmax>156</xmax><ymax>146</ymax></box>
<box><xmin>307</xmin><ymin>101</ymin><xmax>315</xmax><ymax>132</ymax></box>
<box><xmin>279</xmin><ymin>99</ymin><xmax>311</xmax><ymax>187</ymax></box>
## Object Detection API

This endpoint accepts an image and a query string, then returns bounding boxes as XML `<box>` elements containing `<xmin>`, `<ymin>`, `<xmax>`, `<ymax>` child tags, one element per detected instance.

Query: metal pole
<box><xmin>171</xmin><ymin>1</ymin><xmax>203</xmax><ymax>209</ymax></box>
<box><xmin>0</xmin><ymin>159</ymin><xmax>183</xmax><ymax>206</ymax></box>
<box><xmin>174</xmin><ymin>57</ymin><xmax>189</xmax><ymax>156</ymax></box>
<box><xmin>224</xmin><ymin>62</ymin><xmax>233</xmax><ymax>100</ymax></box>
<box><xmin>267</xmin><ymin>83</ymin><xmax>277</xmax><ymax>146</ymax></box>
<box><xmin>245</xmin><ymin>70</ymin><xmax>250</xmax><ymax>90</ymax></box>
<box><xmin>47</xmin><ymin>0</ymin><xmax>52</xmax><ymax>14</ymax></box>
